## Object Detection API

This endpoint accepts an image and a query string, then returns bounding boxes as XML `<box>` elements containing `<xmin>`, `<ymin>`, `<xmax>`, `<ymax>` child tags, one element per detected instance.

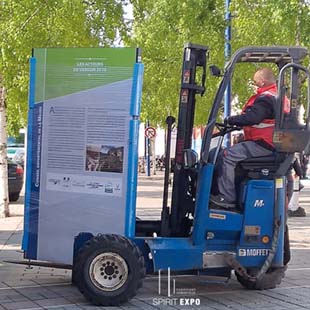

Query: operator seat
<box><xmin>238</xmin><ymin>153</ymin><xmax>288</xmax><ymax>179</ymax></box>
<box><xmin>239</xmin><ymin>119</ymin><xmax>309</xmax><ymax>179</ymax></box>
<box><xmin>232</xmin><ymin>152</ymin><xmax>293</xmax><ymax>210</ymax></box>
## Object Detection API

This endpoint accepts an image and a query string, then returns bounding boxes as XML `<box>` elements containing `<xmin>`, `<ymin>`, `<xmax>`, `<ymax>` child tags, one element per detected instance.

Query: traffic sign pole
<box><xmin>146</xmin><ymin>121</ymin><xmax>151</xmax><ymax>176</ymax></box>
<box><xmin>144</xmin><ymin>124</ymin><xmax>157</xmax><ymax>176</ymax></box>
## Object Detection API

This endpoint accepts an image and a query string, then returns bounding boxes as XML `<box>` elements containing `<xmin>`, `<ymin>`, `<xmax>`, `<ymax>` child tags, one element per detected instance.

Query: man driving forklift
<box><xmin>211</xmin><ymin>67</ymin><xmax>289</xmax><ymax>208</ymax></box>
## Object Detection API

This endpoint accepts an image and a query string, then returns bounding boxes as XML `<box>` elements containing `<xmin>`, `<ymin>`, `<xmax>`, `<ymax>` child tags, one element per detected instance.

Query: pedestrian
<box><xmin>301</xmin><ymin>152</ymin><xmax>309</xmax><ymax>179</ymax></box>
<box><xmin>287</xmin><ymin>155</ymin><xmax>306</xmax><ymax>217</ymax></box>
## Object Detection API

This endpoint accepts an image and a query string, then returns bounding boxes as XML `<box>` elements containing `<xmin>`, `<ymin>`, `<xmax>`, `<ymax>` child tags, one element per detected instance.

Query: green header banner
<box><xmin>34</xmin><ymin>47</ymin><xmax>137</xmax><ymax>102</ymax></box>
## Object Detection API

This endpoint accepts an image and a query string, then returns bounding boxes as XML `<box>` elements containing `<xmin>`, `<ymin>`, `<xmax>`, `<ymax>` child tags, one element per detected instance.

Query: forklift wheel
<box><xmin>73</xmin><ymin>234</ymin><xmax>145</xmax><ymax>306</ymax></box>
<box><xmin>235</xmin><ymin>266</ymin><xmax>286</xmax><ymax>290</ymax></box>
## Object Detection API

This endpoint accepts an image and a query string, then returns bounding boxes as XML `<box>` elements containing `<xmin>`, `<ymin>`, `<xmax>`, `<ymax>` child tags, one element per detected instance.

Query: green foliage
<box><xmin>2</xmin><ymin>0</ymin><xmax>310</xmax><ymax>132</ymax></box>
<box><xmin>129</xmin><ymin>0</ymin><xmax>225</xmax><ymax>127</ymax></box>
<box><xmin>130</xmin><ymin>0</ymin><xmax>310</xmax><ymax>127</ymax></box>
<box><xmin>0</xmin><ymin>0</ymin><xmax>129</xmax><ymax>136</ymax></box>
<box><xmin>230</xmin><ymin>0</ymin><xmax>310</xmax><ymax>101</ymax></box>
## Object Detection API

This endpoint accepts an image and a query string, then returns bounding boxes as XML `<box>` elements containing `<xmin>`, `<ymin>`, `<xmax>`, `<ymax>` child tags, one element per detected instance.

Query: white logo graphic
<box><xmin>239</xmin><ymin>249</ymin><xmax>247</xmax><ymax>256</ymax></box>
<box><xmin>152</xmin><ymin>268</ymin><xmax>200</xmax><ymax>306</ymax></box>
<box><xmin>239</xmin><ymin>248</ymin><xmax>269</xmax><ymax>257</ymax></box>
<box><xmin>254</xmin><ymin>200</ymin><xmax>264</xmax><ymax>207</ymax></box>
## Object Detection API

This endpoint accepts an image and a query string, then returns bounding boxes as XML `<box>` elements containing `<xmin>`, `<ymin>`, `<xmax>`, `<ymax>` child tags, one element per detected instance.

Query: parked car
<box><xmin>8</xmin><ymin>160</ymin><xmax>24</xmax><ymax>202</ymax></box>
<box><xmin>7</xmin><ymin>145</ymin><xmax>25</xmax><ymax>167</ymax></box>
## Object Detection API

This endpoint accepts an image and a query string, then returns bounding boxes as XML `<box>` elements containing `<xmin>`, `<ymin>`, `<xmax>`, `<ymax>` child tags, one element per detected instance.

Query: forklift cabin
<box><xmin>73</xmin><ymin>45</ymin><xmax>310</xmax><ymax>306</ymax></box>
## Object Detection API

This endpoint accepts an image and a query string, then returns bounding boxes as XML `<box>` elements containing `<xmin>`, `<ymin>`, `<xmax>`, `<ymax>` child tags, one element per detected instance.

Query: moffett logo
<box><xmin>239</xmin><ymin>249</ymin><xmax>269</xmax><ymax>257</ymax></box>
<box><xmin>253</xmin><ymin>200</ymin><xmax>264</xmax><ymax>207</ymax></box>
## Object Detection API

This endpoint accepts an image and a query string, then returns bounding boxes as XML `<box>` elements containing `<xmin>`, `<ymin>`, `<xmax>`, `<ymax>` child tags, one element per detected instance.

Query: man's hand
<box><xmin>224</xmin><ymin>116</ymin><xmax>232</xmax><ymax>126</ymax></box>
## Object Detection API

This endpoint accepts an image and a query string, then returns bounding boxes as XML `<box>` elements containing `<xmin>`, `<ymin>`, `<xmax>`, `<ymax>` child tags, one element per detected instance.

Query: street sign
<box><xmin>145</xmin><ymin>126</ymin><xmax>156</xmax><ymax>139</ymax></box>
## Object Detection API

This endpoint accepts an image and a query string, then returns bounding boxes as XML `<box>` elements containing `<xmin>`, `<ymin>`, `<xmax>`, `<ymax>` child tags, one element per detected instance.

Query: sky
<box><xmin>123</xmin><ymin>2</ymin><xmax>133</xmax><ymax>21</ymax></box>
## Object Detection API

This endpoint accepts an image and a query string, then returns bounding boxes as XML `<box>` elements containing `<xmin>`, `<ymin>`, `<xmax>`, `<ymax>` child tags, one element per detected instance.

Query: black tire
<box><xmin>235</xmin><ymin>266</ymin><xmax>286</xmax><ymax>290</ymax></box>
<box><xmin>284</xmin><ymin>224</ymin><xmax>291</xmax><ymax>265</ymax></box>
<box><xmin>237</xmin><ymin>223</ymin><xmax>289</xmax><ymax>290</ymax></box>
<box><xmin>9</xmin><ymin>192</ymin><xmax>20</xmax><ymax>202</ymax></box>
<box><xmin>73</xmin><ymin>234</ymin><xmax>145</xmax><ymax>306</ymax></box>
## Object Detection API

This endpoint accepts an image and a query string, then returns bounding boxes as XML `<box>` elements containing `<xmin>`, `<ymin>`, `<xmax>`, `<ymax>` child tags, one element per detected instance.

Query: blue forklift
<box><xmin>73</xmin><ymin>44</ymin><xmax>310</xmax><ymax>305</ymax></box>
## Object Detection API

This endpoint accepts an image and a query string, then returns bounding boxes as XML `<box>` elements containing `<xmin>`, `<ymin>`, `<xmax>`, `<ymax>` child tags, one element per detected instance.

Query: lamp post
<box><xmin>224</xmin><ymin>0</ymin><xmax>231</xmax><ymax>147</ymax></box>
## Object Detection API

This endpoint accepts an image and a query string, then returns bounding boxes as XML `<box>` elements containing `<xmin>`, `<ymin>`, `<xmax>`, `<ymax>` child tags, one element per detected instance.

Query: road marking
<box><xmin>18</xmin><ymin>303</ymin><xmax>89</xmax><ymax>310</ymax></box>
<box><xmin>0</xmin><ymin>282</ymin><xmax>71</xmax><ymax>290</ymax></box>
<box><xmin>287</xmin><ymin>267</ymin><xmax>310</xmax><ymax>271</ymax></box>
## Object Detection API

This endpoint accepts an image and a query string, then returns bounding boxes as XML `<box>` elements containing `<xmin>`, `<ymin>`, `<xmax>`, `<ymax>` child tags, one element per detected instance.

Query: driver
<box><xmin>210</xmin><ymin>67</ymin><xmax>289</xmax><ymax>208</ymax></box>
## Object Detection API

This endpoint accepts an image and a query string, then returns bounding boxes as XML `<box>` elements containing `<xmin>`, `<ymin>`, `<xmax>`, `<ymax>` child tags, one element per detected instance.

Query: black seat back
<box><xmin>239</xmin><ymin>153</ymin><xmax>288</xmax><ymax>178</ymax></box>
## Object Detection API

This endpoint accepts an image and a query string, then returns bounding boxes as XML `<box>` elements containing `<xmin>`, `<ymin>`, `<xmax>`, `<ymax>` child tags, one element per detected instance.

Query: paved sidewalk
<box><xmin>0</xmin><ymin>174</ymin><xmax>310</xmax><ymax>309</ymax></box>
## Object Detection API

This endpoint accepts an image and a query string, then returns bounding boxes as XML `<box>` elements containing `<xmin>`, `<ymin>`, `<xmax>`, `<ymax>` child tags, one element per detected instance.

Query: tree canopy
<box><xmin>130</xmin><ymin>0</ymin><xmax>310</xmax><ymax>126</ymax></box>
<box><xmin>0</xmin><ymin>0</ymin><xmax>130</xmax><ymax>135</ymax></box>
<box><xmin>130</xmin><ymin>0</ymin><xmax>225</xmax><ymax>126</ymax></box>
<box><xmin>2</xmin><ymin>0</ymin><xmax>310</xmax><ymax>131</ymax></box>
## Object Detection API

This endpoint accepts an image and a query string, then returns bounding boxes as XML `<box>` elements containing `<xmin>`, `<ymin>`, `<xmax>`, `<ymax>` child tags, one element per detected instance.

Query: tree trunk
<box><xmin>0</xmin><ymin>83</ymin><xmax>9</xmax><ymax>218</ymax></box>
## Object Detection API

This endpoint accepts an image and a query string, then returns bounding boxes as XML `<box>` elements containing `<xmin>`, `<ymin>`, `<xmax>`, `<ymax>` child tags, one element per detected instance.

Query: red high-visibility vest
<box><xmin>242</xmin><ymin>84</ymin><xmax>290</xmax><ymax>147</ymax></box>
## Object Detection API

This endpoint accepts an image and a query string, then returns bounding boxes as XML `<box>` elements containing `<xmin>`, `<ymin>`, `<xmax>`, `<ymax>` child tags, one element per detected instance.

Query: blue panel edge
<box><xmin>22</xmin><ymin>57</ymin><xmax>44</xmax><ymax>260</ymax></box>
<box><xmin>130</xmin><ymin>63</ymin><xmax>144</xmax><ymax>117</ymax></box>
<box><xmin>26</xmin><ymin>103</ymin><xmax>43</xmax><ymax>259</ymax></box>
<box><xmin>125</xmin><ymin>63</ymin><xmax>144</xmax><ymax>237</ymax></box>
<box><xmin>22</xmin><ymin>57</ymin><xmax>36</xmax><ymax>252</ymax></box>
<box><xmin>274</xmin><ymin>177</ymin><xmax>285</xmax><ymax>266</ymax></box>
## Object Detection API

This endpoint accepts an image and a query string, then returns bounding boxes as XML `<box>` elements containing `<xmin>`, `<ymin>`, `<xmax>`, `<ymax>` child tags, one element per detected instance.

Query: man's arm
<box><xmin>226</xmin><ymin>95</ymin><xmax>275</xmax><ymax>127</ymax></box>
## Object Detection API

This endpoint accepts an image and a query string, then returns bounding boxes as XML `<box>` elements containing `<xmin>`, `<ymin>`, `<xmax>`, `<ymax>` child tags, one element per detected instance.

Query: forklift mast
<box><xmin>170</xmin><ymin>43</ymin><xmax>208</xmax><ymax>236</ymax></box>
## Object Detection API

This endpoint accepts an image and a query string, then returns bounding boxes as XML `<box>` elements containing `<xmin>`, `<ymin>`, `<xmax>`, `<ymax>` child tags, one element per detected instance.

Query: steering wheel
<box><xmin>215</xmin><ymin>122</ymin><xmax>227</xmax><ymax>129</ymax></box>
<box><xmin>213</xmin><ymin>122</ymin><xmax>242</xmax><ymax>137</ymax></box>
